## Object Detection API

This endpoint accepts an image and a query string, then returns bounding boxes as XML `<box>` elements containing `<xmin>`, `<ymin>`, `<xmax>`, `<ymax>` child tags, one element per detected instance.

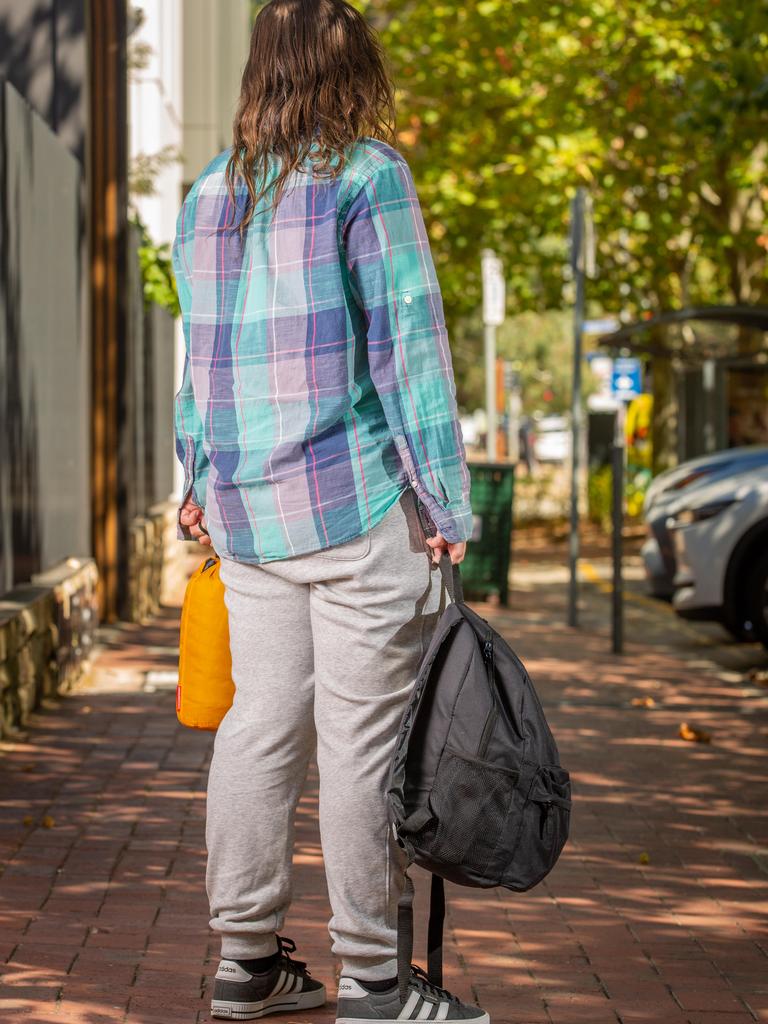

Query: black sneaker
<box><xmin>211</xmin><ymin>936</ymin><xmax>326</xmax><ymax>1020</ymax></box>
<box><xmin>336</xmin><ymin>964</ymin><xmax>490</xmax><ymax>1023</ymax></box>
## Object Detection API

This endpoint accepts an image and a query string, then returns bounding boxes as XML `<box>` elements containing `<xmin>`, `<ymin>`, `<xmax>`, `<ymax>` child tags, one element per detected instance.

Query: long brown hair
<box><xmin>225</xmin><ymin>0</ymin><xmax>396</xmax><ymax>234</ymax></box>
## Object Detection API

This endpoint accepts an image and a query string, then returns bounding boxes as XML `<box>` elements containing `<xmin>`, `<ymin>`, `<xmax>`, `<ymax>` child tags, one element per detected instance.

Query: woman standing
<box><xmin>172</xmin><ymin>2</ymin><xmax>485</xmax><ymax>1021</ymax></box>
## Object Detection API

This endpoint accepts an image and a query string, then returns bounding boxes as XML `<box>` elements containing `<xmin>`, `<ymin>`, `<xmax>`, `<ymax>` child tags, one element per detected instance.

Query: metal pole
<box><xmin>507</xmin><ymin>385</ymin><xmax>522</xmax><ymax>464</ymax></box>
<box><xmin>567</xmin><ymin>190</ymin><xmax>585</xmax><ymax>627</ymax></box>
<box><xmin>611</xmin><ymin>400</ymin><xmax>626</xmax><ymax>654</ymax></box>
<box><xmin>484</xmin><ymin>323</ymin><xmax>497</xmax><ymax>459</ymax></box>
<box><xmin>482</xmin><ymin>249</ymin><xmax>504</xmax><ymax>461</ymax></box>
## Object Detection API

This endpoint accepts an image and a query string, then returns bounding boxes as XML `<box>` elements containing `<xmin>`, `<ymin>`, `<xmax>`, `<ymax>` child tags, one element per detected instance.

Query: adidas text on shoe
<box><xmin>211</xmin><ymin>938</ymin><xmax>325</xmax><ymax>1020</ymax></box>
<box><xmin>335</xmin><ymin>968</ymin><xmax>490</xmax><ymax>1024</ymax></box>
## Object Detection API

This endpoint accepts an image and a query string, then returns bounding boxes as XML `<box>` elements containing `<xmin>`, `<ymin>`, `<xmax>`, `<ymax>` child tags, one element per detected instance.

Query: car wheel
<box><xmin>721</xmin><ymin>608</ymin><xmax>758</xmax><ymax>643</ymax></box>
<box><xmin>743</xmin><ymin>549</ymin><xmax>768</xmax><ymax>648</ymax></box>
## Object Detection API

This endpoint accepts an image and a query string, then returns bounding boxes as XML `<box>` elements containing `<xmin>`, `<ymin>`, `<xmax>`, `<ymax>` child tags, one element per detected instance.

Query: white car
<box><xmin>668</xmin><ymin>465</ymin><xmax>768</xmax><ymax>647</ymax></box>
<box><xmin>641</xmin><ymin>446</ymin><xmax>768</xmax><ymax>599</ymax></box>
<box><xmin>533</xmin><ymin>416</ymin><xmax>571</xmax><ymax>463</ymax></box>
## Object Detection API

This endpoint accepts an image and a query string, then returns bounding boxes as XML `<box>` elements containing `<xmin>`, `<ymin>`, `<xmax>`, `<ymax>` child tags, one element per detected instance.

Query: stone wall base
<box><xmin>0</xmin><ymin>559</ymin><xmax>99</xmax><ymax>740</ymax></box>
<box><xmin>125</xmin><ymin>501</ymin><xmax>200</xmax><ymax>621</ymax></box>
<box><xmin>0</xmin><ymin>504</ymin><xmax>200</xmax><ymax>737</ymax></box>
<box><xmin>124</xmin><ymin>505</ymin><xmax>167</xmax><ymax>623</ymax></box>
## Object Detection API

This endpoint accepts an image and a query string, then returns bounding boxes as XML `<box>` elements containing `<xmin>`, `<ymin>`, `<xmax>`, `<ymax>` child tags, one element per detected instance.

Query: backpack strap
<box><xmin>397</xmin><ymin>871</ymin><xmax>447</xmax><ymax>1004</ymax></box>
<box><xmin>413</xmin><ymin>492</ymin><xmax>465</xmax><ymax>604</ymax></box>
<box><xmin>397</xmin><ymin>871</ymin><xmax>415</xmax><ymax>1005</ymax></box>
<box><xmin>442</xmin><ymin>555</ymin><xmax>464</xmax><ymax>605</ymax></box>
<box><xmin>427</xmin><ymin>873</ymin><xmax>445</xmax><ymax>987</ymax></box>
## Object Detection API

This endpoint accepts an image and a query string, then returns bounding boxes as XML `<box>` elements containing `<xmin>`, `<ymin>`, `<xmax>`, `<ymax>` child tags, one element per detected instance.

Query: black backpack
<box><xmin>387</xmin><ymin>539</ymin><xmax>571</xmax><ymax>1002</ymax></box>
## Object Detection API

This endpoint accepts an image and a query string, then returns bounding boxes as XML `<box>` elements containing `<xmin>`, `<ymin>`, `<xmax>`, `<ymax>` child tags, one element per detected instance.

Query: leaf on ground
<box><xmin>679</xmin><ymin>722</ymin><xmax>711</xmax><ymax>744</ymax></box>
<box><xmin>631</xmin><ymin>696</ymin><xmax>657</xmax><ymax>708</ymax></box>
<box><xmin>41</xmin><ymin>815</ymin><xmax>55</xmax><ymax>829</ymax></box>
<box><xmin>638</xmin><ymin>852</ymin><xmax>650</xmax><ymax>864</ymax></box>
<box><xmin>22</xmin><ymin>815</ymin><xmax>35</xmax><ymax>827</ymax></box>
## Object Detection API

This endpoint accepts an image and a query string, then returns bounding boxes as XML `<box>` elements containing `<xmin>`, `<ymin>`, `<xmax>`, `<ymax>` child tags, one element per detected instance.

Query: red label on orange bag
<box><xmin>176</xmin><ymin>684</ymin><xmax>182</xmax><ymax>712</ymax></box>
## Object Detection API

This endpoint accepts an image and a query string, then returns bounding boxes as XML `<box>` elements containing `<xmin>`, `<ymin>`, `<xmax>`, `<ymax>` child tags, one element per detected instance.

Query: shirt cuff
<box><xmin>393</xmin><ymin>435</ymin><xmax>473</xmax><ymax>543</ymax></box>
<box><xmin>414</xmin><ymin>489</ymin><xmax>474</xmax><ymax>543</ymax></box>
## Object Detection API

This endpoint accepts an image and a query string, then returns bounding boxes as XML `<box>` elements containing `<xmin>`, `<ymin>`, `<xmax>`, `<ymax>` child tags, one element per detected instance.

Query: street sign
<box><xmin>583</xmin><ymin>316</ymin><xmax>620</xmax><ymax>335</ymax></box>
<box><xmin>610</xmin><ymin>357</ymin><xmax>643</xmax><ymax>400</ymax></box>
<box><xmin>481</xmin><ymin>249</ymin><xmax>505</xmax><ymax>326</ymax></box>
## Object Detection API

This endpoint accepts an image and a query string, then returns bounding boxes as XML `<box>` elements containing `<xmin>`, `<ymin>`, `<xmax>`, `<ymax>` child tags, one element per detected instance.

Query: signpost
<box><xmin>481</xmin><ymin>249</ymin><xmax>505</xmax><ymax>459</ymax></box>
<box><xmin>609</xmin><ymin>356</ymin><xmax>642</xmax><ymax>654</ymax></box>
<box><xmin>567</xmin><ymin>189</ymin><xmax>595</xmax><ymax>628</ymax></box>
<box><xmin>505</xmin><ymin>364</ymin><xmax>522</xmax><ymax>463</ymax></box>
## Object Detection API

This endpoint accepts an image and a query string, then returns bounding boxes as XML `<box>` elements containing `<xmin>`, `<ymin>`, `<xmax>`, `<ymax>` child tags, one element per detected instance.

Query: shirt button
<box><xmin>403</xmin><ymin>294</ymin><xmax>413</xmax><ymax>304</ymax></box>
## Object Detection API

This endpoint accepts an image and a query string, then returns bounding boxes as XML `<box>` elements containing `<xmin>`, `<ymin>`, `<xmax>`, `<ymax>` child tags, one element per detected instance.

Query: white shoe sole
<box><xmin>336</xmin><ymin>1015</ymin><xmax>490</xmax><ymax>1024</ymax></box>
<box><xmin>211</xmin><ymin>985</ymin><xmax>326</xmax><ymax>1019</ymax></box>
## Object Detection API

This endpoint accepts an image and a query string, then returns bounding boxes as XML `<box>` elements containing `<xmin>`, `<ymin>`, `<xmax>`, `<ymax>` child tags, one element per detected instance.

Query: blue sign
<box><xmin>610</xmin><ymin>357</ymin><xmax>643</xmax><ymax>400</ymax></box>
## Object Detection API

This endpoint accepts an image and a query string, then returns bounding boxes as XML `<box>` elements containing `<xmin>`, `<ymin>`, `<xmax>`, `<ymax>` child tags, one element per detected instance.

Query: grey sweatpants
<box><xmin>207</xmin><ymin>487</ymin><xmax>447</xmax><ymax>981</ymax></box>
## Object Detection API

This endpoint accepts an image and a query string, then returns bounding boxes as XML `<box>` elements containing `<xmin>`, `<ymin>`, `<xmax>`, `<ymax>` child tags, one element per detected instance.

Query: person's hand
<box><xmin>179</xmin><ymin>496</ymin><xmax>212</xmax><ymax>547</ymax></box>
<box><xmin>425</xmin><ymin>532</ymin><xmax>466</xmax><ymax>565</ymax></box>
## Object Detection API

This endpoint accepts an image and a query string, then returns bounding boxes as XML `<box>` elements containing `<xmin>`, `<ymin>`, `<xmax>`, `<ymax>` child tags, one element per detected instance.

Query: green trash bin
<box><xmin>460</xmin><ymin>460</ymin><xmax>515</xmax><ymax>605</ymax></box>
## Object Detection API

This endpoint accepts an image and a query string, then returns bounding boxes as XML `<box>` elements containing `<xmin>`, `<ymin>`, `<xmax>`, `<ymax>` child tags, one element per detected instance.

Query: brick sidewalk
<box><xmin>0</xmin><ymin>575</ymin><xmax>766</xmax><ymax>1024</ymax></box>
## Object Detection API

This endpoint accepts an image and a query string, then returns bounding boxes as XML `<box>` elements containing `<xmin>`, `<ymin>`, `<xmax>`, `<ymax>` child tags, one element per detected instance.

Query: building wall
<box><xmin>128</xmin><ymin>0</ymin><xmax>183</xmax><ymax>246</ymax></box>
<box><xmin>0</xmin><ymin>0</ymin><xmax>89</xmax><ymax>596</ymax></box>
<box><xmin>182</xmin><ymin>0</ymin><xmax>251</xmax><ymax>186</ymax></box>
<box><xmin>0</xmin><ymin>81</ymin><xmax>88</xmax><ymax>591</ymax></box>
<box><xmin>0</xmin><ymin>0</ymin><xmax>87</xmax><ymax>165</ymax></box>
<box><xmin>129</xmin><ymin>0</ymin><xmax>250</xmax><ymax>235</ymax></box>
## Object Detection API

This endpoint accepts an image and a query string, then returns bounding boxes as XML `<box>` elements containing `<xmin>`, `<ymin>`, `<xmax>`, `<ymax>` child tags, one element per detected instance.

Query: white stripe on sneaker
<box><xmin>435</xmin><ymin>1001</ymin><xmax>450</xmax><ymax>1020</ymax></box>
<box><xmin>416</xmin><ymin>999</ymin><xmax>434</xmax><ymax>1019</ymax></box>
<box><xmin>398</xmin><ymin>990</ymin><xmax>421</xmax><ymax>1018</ymax></box>
<box><xmin>269</xmin><ymin>969</ymin><xmax>287</xmax><ymax>996</ymax></box>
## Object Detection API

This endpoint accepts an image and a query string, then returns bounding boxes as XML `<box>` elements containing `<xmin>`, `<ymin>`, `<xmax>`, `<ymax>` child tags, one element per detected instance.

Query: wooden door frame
<box><xmin>87</xmin><ymin>0</ymin><xmax>128</xmax><ymax>621</ymax></box>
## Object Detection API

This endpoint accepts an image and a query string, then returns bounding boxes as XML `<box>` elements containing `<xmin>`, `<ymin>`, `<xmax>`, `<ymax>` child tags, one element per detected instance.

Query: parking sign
<box><xmin>610</xmin><ymin>357</ymin><xmax>643</xmax><ymax>400</ymax></box>
<box><xmin>481</xmin><ymin>250</ymin><xmax>505</xmax><ymax>327</ymax></box>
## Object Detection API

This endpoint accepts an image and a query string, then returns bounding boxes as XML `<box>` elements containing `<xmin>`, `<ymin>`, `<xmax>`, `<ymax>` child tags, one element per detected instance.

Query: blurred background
<box><xmin>0</xmin><ymin>0</ymin><xmax>767</xmax><ymax>725</ymax></box>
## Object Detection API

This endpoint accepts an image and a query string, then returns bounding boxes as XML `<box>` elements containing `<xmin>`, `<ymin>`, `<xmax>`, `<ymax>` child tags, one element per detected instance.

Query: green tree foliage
<box><xmin>358</xmin><ymin>0</ymin><xmax>767</xmax><ymax>407</ymax></box>
<box><xmin>131</xmin><ymin>216</ymin><xmax>180</xmax><ymax>319</ymax></box>
<box><xmin>249</xmin><ymin>0</ymin><xmax>766</xmax><ymax>422</ymax></box>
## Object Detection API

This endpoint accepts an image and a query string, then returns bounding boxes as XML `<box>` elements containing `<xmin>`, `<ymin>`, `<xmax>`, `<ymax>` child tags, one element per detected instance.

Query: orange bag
<box><xmin>176</xmin><ymin>556</ymin><xmax>234</xmax><ymax>730</ymax></box>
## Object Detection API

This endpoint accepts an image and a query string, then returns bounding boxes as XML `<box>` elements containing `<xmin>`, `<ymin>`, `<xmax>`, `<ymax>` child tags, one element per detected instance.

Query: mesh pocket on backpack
<box><xmin>427</xmin><ymin>747</ymin><xmax>518</xmax><ymax>878</ymax></box>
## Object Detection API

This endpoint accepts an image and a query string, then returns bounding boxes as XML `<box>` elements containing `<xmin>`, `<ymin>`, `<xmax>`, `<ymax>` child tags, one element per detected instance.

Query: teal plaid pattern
<box><xmin>172</xmin><ymin>139</ymin><xmax>472</xmax><ymax>562</ymax></box>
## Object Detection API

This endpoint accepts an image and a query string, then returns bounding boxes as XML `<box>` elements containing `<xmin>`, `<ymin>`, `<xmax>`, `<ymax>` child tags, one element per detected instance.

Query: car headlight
<box><xmin>667</xmin><ymin>499</ymin><xmax>737</xmax><ymax>529</ymax></box>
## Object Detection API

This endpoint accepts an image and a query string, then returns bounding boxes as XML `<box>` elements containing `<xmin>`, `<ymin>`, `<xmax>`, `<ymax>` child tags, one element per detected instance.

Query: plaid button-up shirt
<box><xmin>172</xmin><ymin>139</ymin><xmax>472</xmax><ymax>562</ymax></box>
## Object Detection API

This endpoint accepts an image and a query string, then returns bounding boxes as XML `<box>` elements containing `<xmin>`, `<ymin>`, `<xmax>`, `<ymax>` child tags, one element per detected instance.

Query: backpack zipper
<box><xmin>477</xmin><ymin>635</ymin><xmax>498</xmax><ymax>759</ymax></box>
